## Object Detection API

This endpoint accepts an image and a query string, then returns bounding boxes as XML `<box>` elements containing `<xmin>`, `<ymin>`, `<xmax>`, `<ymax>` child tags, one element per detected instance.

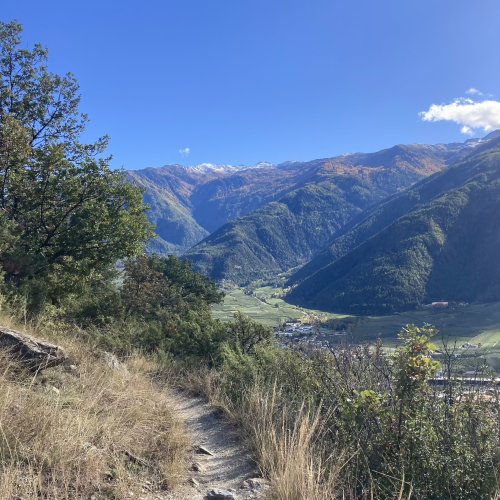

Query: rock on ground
<box><xmin>0</xmin><ymin>326</ymin><xmax>66</xmax><ymax>370</ymax></box>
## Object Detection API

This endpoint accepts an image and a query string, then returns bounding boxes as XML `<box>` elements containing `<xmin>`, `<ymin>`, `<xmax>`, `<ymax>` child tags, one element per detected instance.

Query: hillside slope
<box><xmin>287</xmin><ymin>137</ymin><xmax>500</xmax><ymax>314</ymax></box>
<box><xmin>183</xmin><ymin>142</ymin><xmax>476</xmax><ymax>284</ymax></box>
<box><xmin>128</xmin><ymin>162</ymin><xmax>318</xmax><ymax>253</ymax></box>
<box><xmin>129</xmin><ymin>138</ymin><xmax>481</xmax><ymax>255</ymax></box>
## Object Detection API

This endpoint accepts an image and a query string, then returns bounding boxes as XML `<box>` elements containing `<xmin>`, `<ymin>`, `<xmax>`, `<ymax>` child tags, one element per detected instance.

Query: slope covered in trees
<box><xmin>288</xmin><ymin>137</ymin><xmax>500</xmax><ymax>313</ymax></box>
<box><xmin>128</xmin><ymin>161</ymin><xmax>319</xmax><ymax>253</ymax></box>
<box><xmin>183</xmin><ymin>142</ymin><xmax>479</xmax><ymax>284</ymax></box>
<box><xmin>130</xmin><ymin>140</ymin><xmax>482</xmax><ymax>256</ymax></box>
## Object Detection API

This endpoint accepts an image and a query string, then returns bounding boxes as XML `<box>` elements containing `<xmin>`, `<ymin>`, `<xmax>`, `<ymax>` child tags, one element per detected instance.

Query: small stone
<box><xmin>188</xmin><ymin>477</ymin><xmax>200</xmax><ymax>487</ymax></box>
<box><xmin>242</xmin><ymin>478</ymin><xmax>267</xmax><ymax>491</ymax></box>
<box><xmin>195</xmin><ymin>445</ymin><xmax>214</xmax><ymax>456</ymax></box>
<box><xmin>191</xmin><ymin>461</ymin><xmax>204</xmax><ymax>472</ymax></box>
<box><xmin>205</xmin><ymin>488</ymin><xmax>235</xmax><ymax>499</ymax></box>
<box><xmin>51</xmin><ymin>386</ymin><xmax>60</xmax><ymax>395</ymax></box>
<box><xmin>0</xmin><ymin>326</ymin><xmax>66</xmax><ymax>371</ymax></box>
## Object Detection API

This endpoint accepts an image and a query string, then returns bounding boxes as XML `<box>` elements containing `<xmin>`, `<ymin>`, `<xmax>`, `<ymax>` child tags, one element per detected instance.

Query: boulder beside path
<box><xmin>0</xmin><ymin>326</ymin><xmax>66</xmax><ymax>371</ymax></box>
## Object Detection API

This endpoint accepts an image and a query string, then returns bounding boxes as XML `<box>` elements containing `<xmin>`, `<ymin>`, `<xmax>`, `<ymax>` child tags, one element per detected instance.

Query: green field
<box><xmin>213</xmin><ymin>287</ymin><xmax>500</xmax><ymax>371</ymax></box>
<box><xmin>212</xmin><ymin>286</ymin><xmax>346</xmax><ymax>326</ymax></box>
<box><xmin>214</xmin><ymin>287</ymin><xmax>500</xmax><ymax>346</ymax></box>
<box><xmin>351</xmin><ymin>303</ymin><xmax>500</xmax><ymax>372</ymax></box>
<box><xmin>351</xmin><ymin>302</ymin><xmax>500</xmax><ymax>347</ymax></box>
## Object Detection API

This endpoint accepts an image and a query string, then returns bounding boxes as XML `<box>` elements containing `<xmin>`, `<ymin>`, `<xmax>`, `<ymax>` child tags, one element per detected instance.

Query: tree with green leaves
<box><xmin>0</xmin><ymin>21</ymin><xmax>152</xmax><ymax>309</ymax></box>
<box><xmin>122</xmin><ymin>255</ymin><xmax>223</xmax><ymax>320</ymax></box>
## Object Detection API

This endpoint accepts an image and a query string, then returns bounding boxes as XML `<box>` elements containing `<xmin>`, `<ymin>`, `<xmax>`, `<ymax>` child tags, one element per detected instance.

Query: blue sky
<box><xmin>4</xmin><ymin>0</ymin><xmax>500</xmax><ymax>169</ymax></box>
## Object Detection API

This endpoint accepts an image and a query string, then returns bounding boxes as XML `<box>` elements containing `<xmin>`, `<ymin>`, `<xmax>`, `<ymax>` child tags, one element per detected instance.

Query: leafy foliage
<box><xmin>79</xmin><ymin>253</ymin><xmax>272</xmax><ymax>364</ymax></box>
<box><xmin>211</xmin><ymin>325</ymin><xmax>500</xmax><ymax>498</ymax></box>
<box><xmin>0</xmin><ymin>21</ymin><xmax>151</xmax><ymax>310</ymax></box>
<box><xmin>122</xmin><ymin>254</ymin><xmax>223</xmax><ymax>319</ymax></box>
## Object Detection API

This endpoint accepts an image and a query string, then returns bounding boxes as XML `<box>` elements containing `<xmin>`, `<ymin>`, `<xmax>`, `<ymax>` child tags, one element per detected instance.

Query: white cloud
<box><xmin>178</xmin><ymin>147</ymin><xmax>191</xmax><ymax>157</ymax></box>
<box><xmin>466</xmin><ymin>87</ymin><xmax>483</xmax><ymax>96</ymax></box>
<box><xmin>420</xmin><ymin>97</ymin><xmax>500</xmax><ymax>135</ymax></box>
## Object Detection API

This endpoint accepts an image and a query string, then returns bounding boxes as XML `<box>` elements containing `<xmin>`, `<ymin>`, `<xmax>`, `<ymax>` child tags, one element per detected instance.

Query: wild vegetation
<box><xmin>0</xmin><ymin>21</ymin><xmax>194</xmax><ymax>497</ymax></box>
<box><xmin>0</xmin><ymin>313</ymin><xmax>188</xmax><ymax>498</ymax></box>
<box><xmin>0</xmin><ymin>20</ymin><xmax>151</xmax><ymax>314</ymax></box>
<box><xmin>186</xmin><ymin>325</ymin><xmax>500</xmax><ymax>499</ymax></box>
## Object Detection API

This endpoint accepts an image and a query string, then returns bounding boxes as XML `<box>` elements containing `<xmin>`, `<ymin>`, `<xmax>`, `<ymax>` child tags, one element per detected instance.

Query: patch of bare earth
<box><xmin>166</xmin><ymin>391</ymin><xmax>268</xmax><ymax>500</ymax></box>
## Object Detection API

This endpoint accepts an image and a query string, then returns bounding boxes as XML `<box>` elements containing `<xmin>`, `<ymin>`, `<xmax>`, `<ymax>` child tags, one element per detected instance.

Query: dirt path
<box><xmin>166</xmin><ymin>391</ymin><xmax>268</xmax><ymax>500</ymax></box>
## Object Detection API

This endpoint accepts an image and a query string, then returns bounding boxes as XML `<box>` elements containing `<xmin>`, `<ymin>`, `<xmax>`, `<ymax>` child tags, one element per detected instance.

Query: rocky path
<box><xmin>166</xmin><ymin>391</ymin><xmax>268</xmax><ymax>500</ymax></box>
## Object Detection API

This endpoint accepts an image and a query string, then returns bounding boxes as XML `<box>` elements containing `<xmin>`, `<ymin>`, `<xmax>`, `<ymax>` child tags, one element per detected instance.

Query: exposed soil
<box><xmin>166</xmin><ymin>391</ymin><xmax>268</xmax><ymax>500</ymax></box>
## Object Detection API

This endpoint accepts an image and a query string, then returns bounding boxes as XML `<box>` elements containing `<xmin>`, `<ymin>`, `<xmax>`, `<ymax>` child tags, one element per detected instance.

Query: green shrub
<box><xmin>208</xmin><ymin>325</ymin><xmax>500</xmax><ymax>499</ymax></box>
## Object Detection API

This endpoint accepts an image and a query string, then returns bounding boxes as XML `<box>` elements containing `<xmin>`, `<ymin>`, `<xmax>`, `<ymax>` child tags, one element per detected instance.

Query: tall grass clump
<box><xmin>242</xmin><ymin>385</ymin><xmax>341</xmax><ymax>499</ymax></box>
<box><xmin>0</xmin><ymin>314</ymin><xmax>188</xmax><ymax>499</ymax></box>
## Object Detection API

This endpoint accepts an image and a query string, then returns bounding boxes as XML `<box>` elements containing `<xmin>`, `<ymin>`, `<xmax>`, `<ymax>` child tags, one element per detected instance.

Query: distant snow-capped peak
<box><xmin>186</xmin><ymin>162</ymin><xmax>274</xmax><ymax>173</ymax></box>
<box><xmin>187</xmin><ymin>163</ymin><xmax>242</xmax><ymax>173</ymax></box>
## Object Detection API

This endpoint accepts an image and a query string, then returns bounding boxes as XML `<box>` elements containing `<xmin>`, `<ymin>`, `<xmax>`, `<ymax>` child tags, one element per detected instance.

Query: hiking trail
<box><xmin>166</xmin><ymin>391</ymin><xmax>268</xmax><ymax>500</ymax></box>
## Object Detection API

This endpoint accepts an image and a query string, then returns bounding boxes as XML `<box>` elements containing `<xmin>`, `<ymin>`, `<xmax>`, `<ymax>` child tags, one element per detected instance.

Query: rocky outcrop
<box><xmin>0</xmin><ymin>326</ymin><xmax>66</xmax><ymax>370</ymax></box>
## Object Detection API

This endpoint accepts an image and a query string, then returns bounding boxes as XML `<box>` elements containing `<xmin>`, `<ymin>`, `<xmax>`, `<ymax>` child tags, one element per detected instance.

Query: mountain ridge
<box><xmin>128</xmin><ymin>134</ymin><xmax>493</xmax><ymax>284</ymax></box>
<box><xmin>182</xmin><ymin>140</ymin><xmax>480</xmax><ymax>284</ymax></box>
<box><xmin>287</xmin><ymin>136</ymin><xmax>500</xmax><ymax>313</ymax></box>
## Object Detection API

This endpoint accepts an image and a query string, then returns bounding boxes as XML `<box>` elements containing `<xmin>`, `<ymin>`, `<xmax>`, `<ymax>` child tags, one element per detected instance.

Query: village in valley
<box><xmin>213</xmin><ymin>284</ymin><xmax>500</xmax><ymax>376</ymax></box>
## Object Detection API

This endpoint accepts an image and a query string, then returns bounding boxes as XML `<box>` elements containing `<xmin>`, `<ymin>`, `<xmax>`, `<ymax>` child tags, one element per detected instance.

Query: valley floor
<box><xmin>213</xmin><ymin>286</ymin><xmax>500</xmax><ymax>372</ymax></box>
<box><xmin>211</xmin><ymin>285</ymin><xmax>341</xmax><ymax>326</ymax></box>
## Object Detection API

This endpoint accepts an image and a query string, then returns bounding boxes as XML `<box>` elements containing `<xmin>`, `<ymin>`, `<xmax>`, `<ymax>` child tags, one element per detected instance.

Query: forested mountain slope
<box><xmin>182</xmin><ymin>141</ymin><xmax>478</xmax><ymax>284</ymax></box>
<box><xmin>287</xmin><ymin>137</ymin><xmax>500</xmax><ymax>313</ymax></box>
<box><xmin>128</xmin><ymin>161</ymin><xmax>320</xmax><ymax>253</ymax></box>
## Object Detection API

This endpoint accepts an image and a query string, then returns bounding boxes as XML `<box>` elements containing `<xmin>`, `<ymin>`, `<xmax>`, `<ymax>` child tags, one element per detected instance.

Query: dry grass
<box><xmin>184</xmin><ymin>369</ymin><xmax>341</xmax><ymax>500</ymax></box>
<box><xmin>184</xmin><ymin>369</ymin><xmax>500</xmax><ymax>500</ymax></box>
<box><xmin>242</xmin><ymin>385</ymin><xmax>341</xmax><ymax>500</ymax></box>
<box><xmin>0</xmin><ymin>314</ymin><xmax>188</xmax><ymax>499</ymax></box>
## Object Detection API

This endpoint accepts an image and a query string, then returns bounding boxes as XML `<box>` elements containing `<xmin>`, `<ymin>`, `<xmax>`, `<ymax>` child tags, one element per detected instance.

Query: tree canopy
<box><xmin>0</xmin><ymin>21</ymin><xmax>152</xmax><ymax>308</ymax></box>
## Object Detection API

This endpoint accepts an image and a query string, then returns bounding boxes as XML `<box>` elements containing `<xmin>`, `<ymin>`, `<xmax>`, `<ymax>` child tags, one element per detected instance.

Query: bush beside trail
<box><xmin>184</xmin><ymin>325</ymin><xmax>500</xmax><ymax>499</ymax></box>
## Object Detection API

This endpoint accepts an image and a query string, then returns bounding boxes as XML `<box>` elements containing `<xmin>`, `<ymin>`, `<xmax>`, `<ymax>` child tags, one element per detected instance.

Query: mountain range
<box><xmin>128</xmin><ymin>161</ymin><xmax>318</xmax><ymax>254</ymax></box>
<box><xmin>129</xmin><ymin>138</ymin><xmax>483</xmax><ymax>279</ymax></box>
<box><xmin>128</xmin><ymin>133</ymin><xmax>500</xmax><ymax>313</ymax></box>
<box><xmin>182</xmin><ymin>138</ymin><xmax>490</xmax><ymax>283</ymax></box>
